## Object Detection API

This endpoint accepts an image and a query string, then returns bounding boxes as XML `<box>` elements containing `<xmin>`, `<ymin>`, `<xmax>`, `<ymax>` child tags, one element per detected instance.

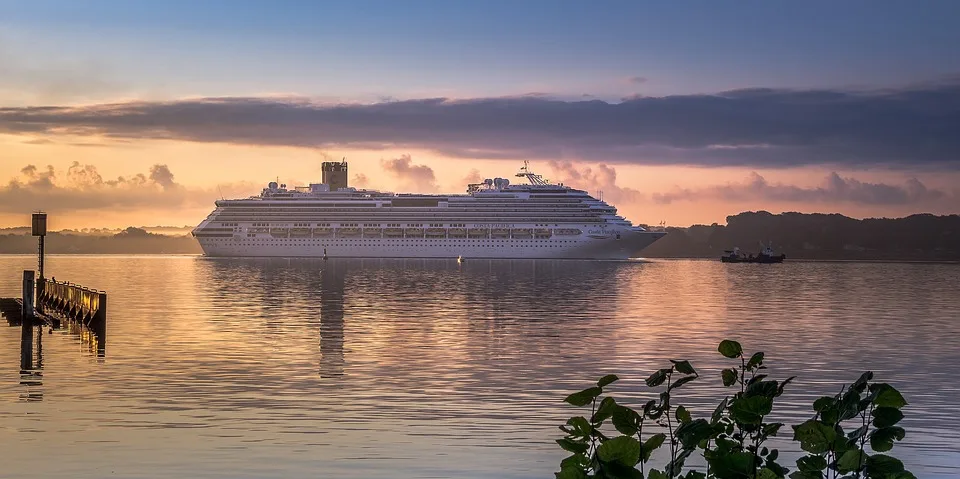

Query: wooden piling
<box><xmin>21</xmin><ymin>270</ymin><xmax>35</xmax><ymax>371</ymax></box>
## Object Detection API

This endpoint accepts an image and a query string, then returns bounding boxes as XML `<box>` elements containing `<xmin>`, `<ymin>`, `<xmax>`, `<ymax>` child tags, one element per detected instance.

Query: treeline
<box><xmin>642</xmin><ymin>211</ymin><xmax>960</xmax><ymax>261</ymax></box>
<box><xmin>2</xmin><ymin>212</ymin><xmax>958</xmax><ymax>260</ymax></box>
<box><xmin>0</xmin><ymin>227</ymin><xmax>203</xmax><ymax>254</ymax></box>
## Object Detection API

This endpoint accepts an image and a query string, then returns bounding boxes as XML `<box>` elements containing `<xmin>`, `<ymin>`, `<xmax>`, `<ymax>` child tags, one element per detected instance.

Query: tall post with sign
<box><xmin>32</xmin><ymin>213</ymin><xmax>46</xmax><ymax>313</ymax></box>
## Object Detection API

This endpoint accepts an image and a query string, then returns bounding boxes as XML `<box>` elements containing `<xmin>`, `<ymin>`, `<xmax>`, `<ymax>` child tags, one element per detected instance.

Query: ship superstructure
<box><xmin>192</xmin><ymin>161</ymin><xmax>665</xmax><ymax>259</ymax></box>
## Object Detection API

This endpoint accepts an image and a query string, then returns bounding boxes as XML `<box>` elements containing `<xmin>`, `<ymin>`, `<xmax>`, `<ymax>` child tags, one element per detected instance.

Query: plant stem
<box><xmin>637</xmin><ymin>419</ymin><xmax>645</xmax><ymax>477</ymax></box>
<box><xmin>666</xmin><ymin>371</ymin><xmax>676</xmax><ymax>477</ymax></box>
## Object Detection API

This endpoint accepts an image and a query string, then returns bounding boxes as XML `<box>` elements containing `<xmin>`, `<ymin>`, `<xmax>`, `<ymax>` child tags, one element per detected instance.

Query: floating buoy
<box><xmin>323</xmin><ymin>248</ymin><xmax>328</xmax><ymax>261</ymax></box>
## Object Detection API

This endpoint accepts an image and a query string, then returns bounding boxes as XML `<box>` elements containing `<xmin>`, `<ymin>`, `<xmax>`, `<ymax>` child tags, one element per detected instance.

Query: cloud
<box><xmin>2</xmin><ymin>80</ymin><xmax>960</xmax><ymax>168</ymax></box>
<box><xmin>627</xmin><ymin>76</ymin><xmax>648</xmax><ymax>84</ymax></box>
<box><xmin>379</xmin><ymin>154</ymin><xmax>438</xmax><ymax>192</ymax></box>
<box><xmin>547</xmin><ymin>161</ymin><xmax>643</xmax><ymax>205</ymax></box>
<box><xmin>461</xmin><ymin>168</ymin><xmax>482</xmax><ymax>185</ymax></box>
<box><xmin>352</xmin><ymin>173</ymin><xmax>370</xmax><ymax>188</ymax></box>
<box><xmin>0</xmin><ymin>162</ymin><xmax>249</xmax><ymax>214</ymax></box>
<box><xmin>652</xmin><ymin>172</ymin><xmax>956</xmax><ymax>206</ymax></box>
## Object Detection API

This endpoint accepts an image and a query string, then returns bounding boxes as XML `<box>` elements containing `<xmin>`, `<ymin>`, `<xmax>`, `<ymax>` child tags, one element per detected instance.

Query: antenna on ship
<box><xmin>217</xmin><ymin>185</ymin><xmax>224</xmax><ymax>200</ymax></box>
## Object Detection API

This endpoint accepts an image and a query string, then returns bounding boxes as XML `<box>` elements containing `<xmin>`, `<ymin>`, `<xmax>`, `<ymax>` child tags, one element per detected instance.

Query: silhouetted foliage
<box><xmin>642</xmin><ymin>212</ymin><xmax>960</xmax><ymax>261</ymax></box>
<box><xmin>556</xmin><ymin>340</ymin><xmax>914</xmax><ymax>479</ymax></box>
<box><xmin>0</xmin><ymin>229</ymin><xmax>201</xmax><ymax>254</ymax></box>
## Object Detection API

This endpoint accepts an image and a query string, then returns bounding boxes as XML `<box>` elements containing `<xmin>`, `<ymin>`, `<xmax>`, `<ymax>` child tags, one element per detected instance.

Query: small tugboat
<box><xmin>721</xmin><ymin>242</ymin><xmax>786</xmax><ymax>263</ymax></box>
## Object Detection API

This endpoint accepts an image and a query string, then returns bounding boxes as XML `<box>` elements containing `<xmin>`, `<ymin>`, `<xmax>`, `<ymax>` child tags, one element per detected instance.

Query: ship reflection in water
<box><xmin>0</xmin><ymin>256</ymin><xmax>958</xmax><ymax>478</ymax></box>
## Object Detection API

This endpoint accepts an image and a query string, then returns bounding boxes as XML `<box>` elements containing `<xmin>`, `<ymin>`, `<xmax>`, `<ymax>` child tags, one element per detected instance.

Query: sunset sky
<box><xmin>1</xmin><ymin>0</ymin><xmax>958</xmax><ymax>229</ymax></box>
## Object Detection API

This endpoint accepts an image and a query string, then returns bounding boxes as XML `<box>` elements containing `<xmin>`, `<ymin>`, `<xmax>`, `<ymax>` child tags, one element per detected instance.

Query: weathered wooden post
<box><xmin>21</xmin><ymin>270</ymin><xmax>35</xmax><ymax>371</ymax></box>
<box><xmin>93</xmin><ymin>292</ymin><xmax>107</xmax><ymax>353</ymax></box>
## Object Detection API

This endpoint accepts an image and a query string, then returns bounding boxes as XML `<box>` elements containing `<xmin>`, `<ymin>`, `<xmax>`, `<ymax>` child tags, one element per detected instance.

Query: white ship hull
<box><xmin>193</xmin><ymin>161</ymin><xmax>667</xmax><ymax>260</ymax></box>
<box><xmin>196</xmin><ymin>231</ymin><xmax>664</xmax><ymax>260</ymax></box>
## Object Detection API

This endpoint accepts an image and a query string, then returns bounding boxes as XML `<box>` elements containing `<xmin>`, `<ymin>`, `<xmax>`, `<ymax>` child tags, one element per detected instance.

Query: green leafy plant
<box><xmin>705</xmin><ymin>340</ymin><xmax>794</xmax><ymax>479</ymax></box>
<box><xmin>555</xmin><ymin>359</ymin><xmax>705</xmax><ymax>479</ymax></box>
<box><xmin>555</xmin><ymin>341</ymin><xmax>915</xmax><ymax>479</ymax></box>
<box><xmin>791</xmin><ymin>371</ymin><xmax>915</xmax><ymax>479</ymax></box>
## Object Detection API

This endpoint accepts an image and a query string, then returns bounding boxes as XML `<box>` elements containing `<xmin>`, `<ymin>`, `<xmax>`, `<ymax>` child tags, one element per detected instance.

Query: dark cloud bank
<box><xmin>3</xmin><ymin>80</ymin><xmax>960</xmax><ymax>168</ymax></box>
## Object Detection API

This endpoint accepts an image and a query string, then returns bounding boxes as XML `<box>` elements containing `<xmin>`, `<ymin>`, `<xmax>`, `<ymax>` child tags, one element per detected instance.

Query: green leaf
<box><xmin>671</xmin><ymin>359</ymin><xmax>697</xmax><ymax>375</ymax></box>
<box><xmin>793</xmin><ymin>419</ymin><xmax>837</xmax><ymax>454</ymax></box>
<box><xmin>555</xmin><ymin>464</ymin><xmax>588</xmax><ymax>479</ymax></box>
<box><xmin>847</xmin><ymin>424</ymin><xmax>869</xmax><ymax>441</ymax></box>
<box><xmin>598</xmin><ymin>374</ymin><xmax>620</xmax><ymax>388</ymax></box>
<box><xmin>712</xmin><ymin>397</ymin><xmax>729</xmax><ymax>423</ymax></box>
<box><xmin>675</xmin><ymin>419</ymin><xmax>714</xmax><ymax>450</ymax></box>
<box><xmin>865</xmin><ymin>454</ymin><xmax>905</xmax><ymax>477</ymax></box>
<box><xmin>777</xmin><ymin>376</ymin><xmax>795</xmax><ymax>397</ymax></box>
<box><xmin>707</xmin><ymin>451</ymin><xmax>755</xmax><ymax>479</ymax></box>
<box><xmin>745</xmin><ymin>380</ymin><xmax>780</xmax><ymax>398</ymax></box>
<box><xmin>666</xmin><ymin>449</ymin><xmax>692</xmax><ymax>477</ymax></box>
<box><xmin>756</xmin><ymin>468</ymin><xmax>779</xmax><ymax>479</ymax></box>
<box><xmin>646</xmin><ymin>368</ymin><xmax>671</xmax><ymax>387</ymax></box>
<box><xmin>747</xmin><ymin>351</ymin><xmax>765</xmax><ymax>369</ymax></box>
<box><xmin>566</xmin><ymin>416</ymin><xmax>592</xmax><ymax>436</ymax></box>
<box><xmin>796</xmin><ymin>455</ymin><xmax>828</xmax><ymax>473</ymax></box>
<box><xmin>762</xmin><ymin>422</ymin><xmax>784</xmax><ymax>438</ymax></box>
<box><xmin>837</xmin><ymin>448</ymin><xmax>868</xmax><ymax>473</ymax></box>
<box><xmin>647</xmin><ymin>469</ymin><xmax>668</xmax><ymax>479</ymax></box>
<box><xmin>872</xmin><ymin>407</ymin><xmax>904</xmax><ymax>428</ymax></box>
<box><xmin>564</xmin><ymin>387</ymin><xmax>602</xmax><ymax>407</ymax></box>
<box><xmin>593</xmin><ymin>396</ymin><xmax>619</xmax><ymax>424</ymax></box>
<box><xmin>870</xmin><ymin>383</ymin><xmax>908</xmax><ymax>409</ymax></box>
<box><xmin>748</xmin><ymin>374</ymin><xmax>769</xmax><ymax>386</ymax></box>
<box><xmin>869</xmin><ymin>426</ymin><xmax>906</xmax><ymax>452</ymax></box>
<box><xmin>813</xmin><ymin>396</ymin><xmax>835</xmax><ymax>413</ymax></box>
<box><xmin>604</xmin><ymin>461</ymin><xmax>645</xmax><ymax>479</ymax></box>
<box><xmin>640</xmin><ymin>433</ymin><xmax>666</xmax><ymax>463</ymax></box>
<box><xmin>730</xmin><ymin>395</ymin><xmax>773</xmax><ymax>425</ymax></box>
<box><xmin>556</xmin><ymin>438</ymin><xmax>589</xmax><ymax>454</ymax></box>
<box><xmin>722</xmin><ymin>368</ymin><xmax>738</xmax><ymax>387</ymax></box>
<box><xmin>597</xmin><ymin>436</ymin><xmax>642</xmax><ymax>467</ymax></box>
<box><xmin>612</xmin><ymin>406</ymin><xmax>642</xmax><ymax>436</ymax></box>
<box><xmin>718</xmin><ymin>340</ymin><xmax>743</xmax><ymax>359</ymax></box>
<box><xmin>671</xmin><ymin>375</ymin><xmax>697</xmax><ymax>390</ymax></box>
<box><xmin>852</xmin><ymin>371</ymin><xmax>874</xmax><ymax>391</ymax></box>
<box><xmin>560</xmin><ymin>453</ymin><xmax>589</xmax><ymax>470</ymax></box>
<box><xmin>676</xmin><ymin>405</ymin><xmax>692</xmax><ymax>424</ymax></box>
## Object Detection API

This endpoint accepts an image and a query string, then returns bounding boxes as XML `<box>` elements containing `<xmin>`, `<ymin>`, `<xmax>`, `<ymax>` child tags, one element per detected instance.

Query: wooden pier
<box><xmin>2</xmin><ymin>213</ymin><xmax>108</xmax><ymax>364</ymax></box>
<box><xmin>2</xmin><ymin>272</ymin><xmax>107</xmax><ymax>359</ymax></box>
<box><xmin>37</xmin><ymin>279</ymin><xmax>106</xmax><ymax>349</ymax></box>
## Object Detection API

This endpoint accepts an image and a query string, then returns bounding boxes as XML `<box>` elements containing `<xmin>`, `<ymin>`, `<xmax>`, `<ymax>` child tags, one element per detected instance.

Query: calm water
<box><xmin>1</xmin><ymin>256</ymin><xmax>958</xmax><ymax>478</ymax></box>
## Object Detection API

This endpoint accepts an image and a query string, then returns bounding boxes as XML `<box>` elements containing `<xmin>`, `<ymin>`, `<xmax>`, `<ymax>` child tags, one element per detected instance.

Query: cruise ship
<box><xmin>192</xmin><ymin>161</ymin><xmax>666</xmax><ymax>259</ymax></box>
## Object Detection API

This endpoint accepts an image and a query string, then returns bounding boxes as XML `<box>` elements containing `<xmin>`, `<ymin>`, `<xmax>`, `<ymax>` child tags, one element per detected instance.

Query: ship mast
<box><xmin>516</xmin><ymin>161</ymin><xmax>551</xmax><ymax>186</ymax></box>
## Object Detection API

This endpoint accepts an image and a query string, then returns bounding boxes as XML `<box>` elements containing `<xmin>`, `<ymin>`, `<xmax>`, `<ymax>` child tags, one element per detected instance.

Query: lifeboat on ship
<box><xmin>404</xmin><ymin>227</ymin><xmax>424</xmax><ymax>237</ymax></box>
<box><xmin>467</xmin><ymin>228</ymin><xmax>488</xmax><ymax>238</ymax></box>
<box><xmin>312</xmin><ymin>228</ymin><xmax>333</xmax><ymax>237</ymax></box>
<box><xmin>337</xmin><ymin>227</ymin><xmax>361</xmax><ymax>237</ymax></box>
<box><xmin>448</xmin><ymin>228</ymin><xmax>467</xmax><ymax>238</ymax></box>
<box><xmin>491</xmin><ymin>228</ymin><xmax>510</xmax><ymax>238</ymax></box>
<box><xmin>290</xmin><ymin>228</ymin><xmax>311</xmax><ymax>237</ymax></box>
<box><xmin>384</xmin><ymin>228</ymin><xmax>404</xmax><ymax>237</ymax></box>
<box><xmin>534</xmin><ymin>228</ymin><xmax>552</xmax><ymax>238</ymax></box>
<box><xmin>511</xmin><ymin>228</ymin><xmax>533</xmax><ymax>238</ymax></box>
<box><xmin>270</xmin><ymin>228</ymin><xmax>289</xmax><ymax>238</ymax></box>
<box><xmin>426</xmin><ymin>228</ymin><xmax>447</xmax><ymax>237</ymax></box>
<box><xmin>362</xmin><ymin>227</ymin><xmax>382</xmax><ymax>238</ymax></box>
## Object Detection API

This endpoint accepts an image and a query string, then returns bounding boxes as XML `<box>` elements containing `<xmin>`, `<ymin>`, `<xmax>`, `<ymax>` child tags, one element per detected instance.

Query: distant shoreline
<box><xmin>0</xmin><ymin>253</ymin><xmax>956</xmax><ymax>265</ymax></box>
